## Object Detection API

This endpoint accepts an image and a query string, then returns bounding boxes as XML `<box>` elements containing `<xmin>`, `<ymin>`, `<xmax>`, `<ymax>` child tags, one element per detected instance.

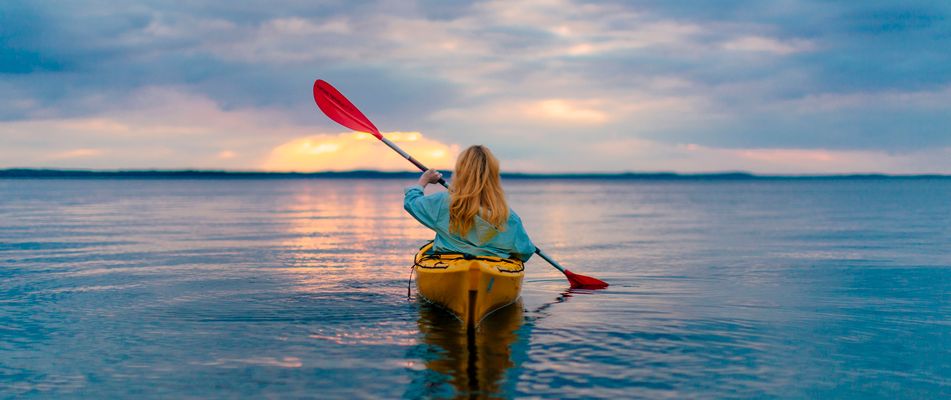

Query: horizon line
<box><xmin>2</xmin><ymin>168</ymin><xmax>950</xmax><ymax>180</ymax></box>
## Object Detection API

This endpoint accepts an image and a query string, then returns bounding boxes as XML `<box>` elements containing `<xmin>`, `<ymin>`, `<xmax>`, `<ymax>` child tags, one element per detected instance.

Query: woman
<box><xmin>404</xmin><ymin>145</ymin><xmax>535</xmax><ymax>261</ymax></box>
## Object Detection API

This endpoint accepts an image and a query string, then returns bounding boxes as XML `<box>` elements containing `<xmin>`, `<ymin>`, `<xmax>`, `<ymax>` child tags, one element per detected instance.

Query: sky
<box><xmin>2</xmin><ymin>0</ymin><xmax>950</xmax><ymax>174</ymax></box>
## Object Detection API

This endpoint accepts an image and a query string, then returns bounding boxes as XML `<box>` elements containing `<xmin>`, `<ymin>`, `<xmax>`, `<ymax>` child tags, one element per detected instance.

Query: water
<box><xmin>1</xmin><ymin>178</ymin><xmax>950</xmax><ymax>399</ymax></box>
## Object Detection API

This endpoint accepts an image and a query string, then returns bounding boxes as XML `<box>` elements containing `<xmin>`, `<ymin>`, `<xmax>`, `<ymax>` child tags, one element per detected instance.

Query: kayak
<box><xmin>413</xmin><ymin>242</ymin><xmax>524</xmax><ymax>327</ymax></box>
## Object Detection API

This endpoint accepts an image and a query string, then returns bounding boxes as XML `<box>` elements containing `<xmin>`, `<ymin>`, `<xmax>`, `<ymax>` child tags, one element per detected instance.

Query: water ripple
<box><xmin>1</xmin><ymin>179</ymin><xmax>950</xmax><ymax>398</ymax></box>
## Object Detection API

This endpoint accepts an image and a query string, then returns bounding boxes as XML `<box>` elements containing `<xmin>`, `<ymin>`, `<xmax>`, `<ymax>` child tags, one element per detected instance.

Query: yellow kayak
<box><xmin>413</xmin><ymin>242</ymin><xmax>524</xmax><ymax>327</ymax></box>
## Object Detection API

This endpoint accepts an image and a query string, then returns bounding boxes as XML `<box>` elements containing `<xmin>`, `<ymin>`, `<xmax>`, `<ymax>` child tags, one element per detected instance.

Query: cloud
<box><xmin>261</xmin><ymin>132</ymin><xmax>459</xmax><ymax>172</ymax></box>
<box><xmin>45</xmin><ymin>148</ymin><xmax>104</xmax><ymax>160</ymax></box>
<box><xmin>0</xmin><ymin>87</ymin><xmax>309</xmax><ymax>169</ymax></box>
<box><xmin>721</xmin><ymin>36</ymin><xmax>814</xmax><ymax>54</ymax></box>
<box><xmin>549</xmin><ymin>139</ymin><xmax>951</xmax><ymax>174</ymax></box>
<box><xmin>3</xmin><ymin>0</ymin><xmax>951</xmax><ymax>173</ymax></box>
<box><xmin>525</xmin><ymin>99</ymin><xmax>609</xmax><ymax>124</ymax></box>
<box><xmin>432</xmin><ymin>97</ymin><xmax>612</xmax><ymax>127</ymax></box>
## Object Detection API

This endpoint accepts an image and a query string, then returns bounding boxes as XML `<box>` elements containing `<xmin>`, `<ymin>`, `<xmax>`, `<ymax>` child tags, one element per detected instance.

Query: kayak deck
<box><xmin>414</xmin><ymin>243</ymin><xmax>524</xmax><ymax>327</ymax></box>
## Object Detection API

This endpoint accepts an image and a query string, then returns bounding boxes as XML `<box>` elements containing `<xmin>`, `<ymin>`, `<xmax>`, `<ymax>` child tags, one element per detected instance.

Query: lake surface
<box><xmin>1</xmin><ymin>178</ymin><xmax>950</xmax><ymax>399</ymax></box>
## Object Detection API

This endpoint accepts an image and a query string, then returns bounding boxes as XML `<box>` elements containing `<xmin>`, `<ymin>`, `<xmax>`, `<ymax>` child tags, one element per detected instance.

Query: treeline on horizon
<box><xmin>1</xmin><ymin>168</ymin><xmax>948</xmax><ymax>180</ymax></box>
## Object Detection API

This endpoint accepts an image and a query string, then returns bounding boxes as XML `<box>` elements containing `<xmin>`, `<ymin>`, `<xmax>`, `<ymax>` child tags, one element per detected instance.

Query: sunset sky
<box><xmin>2</xmin><ymin>1</ymin><xmax>950</xmax><ymax>173</ymax></box>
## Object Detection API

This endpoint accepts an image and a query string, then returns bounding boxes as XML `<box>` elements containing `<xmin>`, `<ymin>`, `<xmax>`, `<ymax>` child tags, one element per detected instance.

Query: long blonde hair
<box><xmin>449</xmin><ymin>145</ymin><xmax>509</xmax><ymax>236</ymax></box>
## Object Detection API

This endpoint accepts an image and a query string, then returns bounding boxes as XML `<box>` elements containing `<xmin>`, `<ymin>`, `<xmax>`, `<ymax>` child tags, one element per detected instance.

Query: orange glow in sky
<box><xmin>261</xmin><ymin>131</ymin><xmax>459</xmax><ymax>172</ymax></box>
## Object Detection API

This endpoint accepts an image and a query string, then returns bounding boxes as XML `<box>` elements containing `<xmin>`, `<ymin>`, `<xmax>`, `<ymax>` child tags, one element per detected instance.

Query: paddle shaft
<box><xmin>533</xmin><ymin>248</ymin><xmax>568</xmax><ymax>273</ymax></box>
<box><xmin>379</xmin><ymin>136</ymin><xmax>564</xmax><ymax>264</ymax></box>
<box><xmin>381</xmin><ymin>137</ymin><xmax>448</xmax><ymax>188</ymax></box>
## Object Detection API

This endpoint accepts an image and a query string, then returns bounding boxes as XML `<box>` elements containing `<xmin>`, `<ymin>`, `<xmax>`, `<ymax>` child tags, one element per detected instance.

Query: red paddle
<box><xmin>312</xmin><ymin>79</ymin><xmax>608</xmax><ymax>289</ymax></box>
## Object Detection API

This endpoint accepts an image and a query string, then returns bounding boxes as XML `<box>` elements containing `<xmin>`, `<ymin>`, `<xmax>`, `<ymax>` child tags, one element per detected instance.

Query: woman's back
<box><xmin>403</xmin><ymin>189</ymin><xmax>535</xmax><ymax>260</ymax></box>
<box><xmin>403</xmin><ymin>145</ymin><xmax>535</xmax><ymax>261</ymax></box>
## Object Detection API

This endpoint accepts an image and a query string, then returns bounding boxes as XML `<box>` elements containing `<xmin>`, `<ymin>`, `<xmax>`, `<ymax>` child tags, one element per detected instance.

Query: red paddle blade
<box><xmin>313</xmin><ymin>79</ymin><xmax>382</xmax><ymax>139</ymax></box>
<box><xmin>564</xmin><ymin>269</ymin><xmax>609</xmax><ymax>289</ymax></box>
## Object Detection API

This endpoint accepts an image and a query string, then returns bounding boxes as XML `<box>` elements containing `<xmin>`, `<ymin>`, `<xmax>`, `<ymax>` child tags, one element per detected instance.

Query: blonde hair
<box><xmin>449</xmin><ymin>145</ymin><xmax>509</xmax><ymax>236</ymax></box>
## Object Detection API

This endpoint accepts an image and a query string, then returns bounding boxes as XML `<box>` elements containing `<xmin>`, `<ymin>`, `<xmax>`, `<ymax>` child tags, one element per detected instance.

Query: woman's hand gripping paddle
<box><xmin>312</xmin><ymin>79</ymin><xmax>608</xmax><ymax>289</ymax></box>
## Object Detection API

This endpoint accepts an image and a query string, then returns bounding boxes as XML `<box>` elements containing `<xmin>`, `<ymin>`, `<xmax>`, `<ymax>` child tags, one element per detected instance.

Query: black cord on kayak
<box><xmin>408</xmin><ymin>240</ymin><xmax>432</xmax><ymax>299</ymax></box>
<box><xmin>407</xmin><ymin>265</ymin><xmax>414</xmax><ymax>299</ymax></box>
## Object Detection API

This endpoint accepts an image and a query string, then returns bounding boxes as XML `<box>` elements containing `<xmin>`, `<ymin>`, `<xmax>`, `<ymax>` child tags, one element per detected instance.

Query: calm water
<box><xmin>1</xmin><ymin>178</ymin><xmax>950</xmax><ymax>399</ymax></box>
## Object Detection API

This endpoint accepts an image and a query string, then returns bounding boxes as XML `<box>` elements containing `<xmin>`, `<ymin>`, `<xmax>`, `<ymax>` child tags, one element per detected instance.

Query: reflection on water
<box><xmin>269</xmin><ymin>181</ymin><xmax>426</xmax><ymax>292</ymax></box>
<box><xmin>408</xmin><ymin>301</ymin><xmax>525</xmax><ymax>399</ymax></box>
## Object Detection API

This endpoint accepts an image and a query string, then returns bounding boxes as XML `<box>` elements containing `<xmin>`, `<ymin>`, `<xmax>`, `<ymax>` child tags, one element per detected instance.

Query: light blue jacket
<box><xmin>403</xmin><ymin>185</ymin><xmax>536</xmax><ymax>261</ymax></box>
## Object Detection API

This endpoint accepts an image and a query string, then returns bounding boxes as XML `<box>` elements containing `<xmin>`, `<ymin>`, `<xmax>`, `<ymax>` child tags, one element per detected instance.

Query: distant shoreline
<box><xmin>1</xmin><ymin>168</ymin><xmax>949</xmax><ymax>180</ymax></box>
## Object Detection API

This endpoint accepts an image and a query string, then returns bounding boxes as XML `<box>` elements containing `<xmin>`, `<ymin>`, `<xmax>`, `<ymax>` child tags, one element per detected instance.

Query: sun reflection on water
<box><xmin>273</xmin><ymin>182</ymin><xmax>430</xmax><ymax>292</ymax></box>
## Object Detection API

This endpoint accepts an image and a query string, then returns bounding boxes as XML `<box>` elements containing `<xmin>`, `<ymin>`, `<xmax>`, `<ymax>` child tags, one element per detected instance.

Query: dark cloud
<box><xmin>623</xmin><ymin>0</ymin><xmax>951</xmax><ymax>93</ymax></box>
<box><xmin>0</xmin><ymin>2</ymin><xmax>66</xmax><ymax>73</ymax></box>
<box><xmin>1</xmin><ymin>0</ymin><xmax>465</xmax><ymax>121</ymax></box>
